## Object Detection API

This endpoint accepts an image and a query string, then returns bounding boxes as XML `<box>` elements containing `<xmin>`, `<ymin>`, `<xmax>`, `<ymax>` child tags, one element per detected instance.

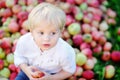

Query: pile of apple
<box><xmin>0</xmin><ymin>0</ymin><xmax>120</xmax><ymax>80</ymax></box>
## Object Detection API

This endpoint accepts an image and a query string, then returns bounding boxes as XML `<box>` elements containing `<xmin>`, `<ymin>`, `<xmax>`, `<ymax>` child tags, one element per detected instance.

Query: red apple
<box><xmin>0</xmin><ymin>37</ymin><xmax>11</xmax><ymax>49</ymax></box>
<box><xmin>111</xmin><ymin>51</ymin><xmax>120</xmax><ymax>62</ymax></box>
<box><xmin>82</xmin><ymin>24</ymin><xmax>91</xmax><ymax>33</ymax></box>
<box><xmin>86</xmin><ymin>0</ymin><xmax>99</xmax><ymax>8</ymax></box>
<box><xmin>0</xmin><ymin>59</ymin><xmax>4</xmax><ymax>70</ymax></box>
<box><xmin>8</xmin><ymin>20</ymin><xmax>20</xmax><ymax>33</ymax></box>
<box><xmin>2</xmin><ymin>8</ymin><xmax>12</xmax><ymax>18</ymax></box>
<box><xmin>0</xmin><ymin>0</ymin><xmax>6</xmax><ymax>8</ymax></box>
<box><xmin>103</xmin><ymin>42</ymin><xmax>112</xmax><ymax>51</ymax></box>
<box><xmin>101</xmin><ymin>51</ymin><xmax>111</xmax><ymax>61</ymax></box>
<box><xmin>66</xmin><ymin>15</ymin><xmax>74</xmax><ymax>26</ymax></box>
<box><xmin>81</xmin><ymin>48</ymin><xmax>92</xmax><ymax>58</ymax></box>
<box><xmin>78</xmin><ymin>78</ymin><xmax>86</xmax><ymax>80</ymax></box>
<box><xmin>83</xmin><ymin>58</ymin><xmax>95</xmax><ymax>70</ymax></box>
<box><xmin>82</xmin><ymin>70</ymin><xmax>94</xmax><ymax>79</ymax></box>
<box><xmin>12</xmin><ymin>4</ymin><xmax>22</xmax><ymax>14</ymax></box>
<box><xmin>107</xmin><ymin>9</ymin><xmax>116</xmax><ymax>18</ymax></box>
<box><xmin>90</xmin><ymin>40</ymin><xmax>97</xmax><ymax>48</ymax></box>
<box><xmin>32</xmin><ymin>71</ymin><xmax>45</xmax><ymax>78</ymax></box>
<box><xmin>105</xmin><ymin>65</ymin><xmax>115</xmax><ymax>79</ymax></box>
<box><xmin>75</xmin><ymin>0</ymin><xmax>84</xmax><ymax>5</ymax></box>
<box><xmin>8</xmin><ymin>64</ymin><xmax>17</xmax><ymax>72</ymax></box>
<box><xmin>74</xmin><ymin>66</ymin><xmax>83</xmax><ymax>77</ymax></box>
<box><xmin>98</xmin><ymin>36</ymin><xmax>107</xmax><ymax>45</ymax></box>
<box><xmin>17</xmin><ymin>11</ymin><xmax>29</xmax><ymax>21</ymax></box>
<box><xmin>9</xmin><ymin>72</ymin><xmax>17</xmax><ymax>80</ymax></box>
<box><xmin>72</xmin><ymin>34</ymin><xmax>83</xmax><ymax>46</ymax></box>
<box><xmin>80</xmin><ymin>42</ymin><xmax>91</xmax><ymax>50</ymax></box>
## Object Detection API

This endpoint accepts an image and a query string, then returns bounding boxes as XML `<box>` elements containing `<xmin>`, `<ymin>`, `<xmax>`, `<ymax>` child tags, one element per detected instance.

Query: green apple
<box><xmin>0</xmin><ymin>67</ymin><xmax>10</xmax><ymax>78</ymax></box>
<box><xmin>0</xmin><ymin>50</ymin><xmax>6</xmax><ymax>59</ymax></box>
<box><xmin>83</xmin><ymin>34</ymin><xmax>92</xmax><ymax>43</ymax></box>
<box><xmin>3</xmin><ymin>59</ymin><xmax>9</xmax><ymax>67</ymax></box>
<box><xmin>67</xmin><ymin>23</ymin><xmax>81</xmax><ymax>36</ymax></box>
<box><xmin>75</xmin><ymin>12</ymin><xmax>83</xmax><ymax>21</ymax></box>
<box><xmin>6</xmin><ymin>53</ymin><xmax>14</xmax><ymax>64</ymax></box>
<box><xmin>76</xmin><ymin>53</ymin><xmax>87</xmax><ymax>66</ymax></box>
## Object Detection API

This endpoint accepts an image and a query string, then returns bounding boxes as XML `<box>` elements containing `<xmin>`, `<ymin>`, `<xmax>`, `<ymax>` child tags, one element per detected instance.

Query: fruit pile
<box><xmin>0</xmin><ymin>0</ymin><xmax>120</xmax><ymax>80</ymax></box>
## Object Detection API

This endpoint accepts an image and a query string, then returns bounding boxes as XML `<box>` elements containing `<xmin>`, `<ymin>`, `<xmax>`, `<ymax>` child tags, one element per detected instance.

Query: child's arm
<box><xmin>19</xmin><ymin>63</ymin><xmax>41</xmax><ymax>80</ymax></box>
<box><xmin>39</xmin><ymin>70</ymin><xmax>73</xmax><ymax>80</ymax></box>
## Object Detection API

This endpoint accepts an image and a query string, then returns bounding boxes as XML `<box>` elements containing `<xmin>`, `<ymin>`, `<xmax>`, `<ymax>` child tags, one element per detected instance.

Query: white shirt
<box><xmin>14</xmin><ymin>33</ymin><xmax>76</xmax><ymax>74</ymax></box>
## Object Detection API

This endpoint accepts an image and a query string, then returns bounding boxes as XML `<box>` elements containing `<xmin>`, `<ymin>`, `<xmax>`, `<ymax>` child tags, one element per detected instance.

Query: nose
<box><xmin>43</xmin><ymin>34</ymin><xmax>50</xmax><ymax>41</ymax></box>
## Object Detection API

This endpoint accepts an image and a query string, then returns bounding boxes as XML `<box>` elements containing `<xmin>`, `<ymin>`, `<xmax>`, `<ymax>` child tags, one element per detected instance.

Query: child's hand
<box><xmin>28</xmin><ymin>66</ymin><xmax>45</xmax><ymax>78</ymax></box>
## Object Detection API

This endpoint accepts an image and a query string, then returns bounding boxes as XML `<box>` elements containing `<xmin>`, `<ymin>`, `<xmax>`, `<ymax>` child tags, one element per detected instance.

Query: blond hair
<box><xmin>27</xmin><ymin>2</ymin><xmax>66</xmax><ymax>31</ymax></box>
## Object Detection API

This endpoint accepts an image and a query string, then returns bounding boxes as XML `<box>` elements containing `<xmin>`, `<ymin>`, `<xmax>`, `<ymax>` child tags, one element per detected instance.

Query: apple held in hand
<box><xmin>32</xmin><ymin>70</ymin><xmax>45</xmax><ymax>78</ymax></box>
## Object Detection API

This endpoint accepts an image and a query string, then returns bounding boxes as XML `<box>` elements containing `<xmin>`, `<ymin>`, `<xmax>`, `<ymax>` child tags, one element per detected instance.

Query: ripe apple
<box><xmin>81</xmin><ymin>48</ymin><xmax>92</xmax><ymax>58</ymax></box>
<box><xmin>74</xmin><ymin>66</ymin><xmax>83</xmax><ymax>77</ymax></box>
<box><xmin>5</xmin><ymin>0</ymin><xmax>15</xmax><ymax>8</ymax></box>
<box><xmin>83</xmin><ymin>33</ymin><xmax>92</xmax><ymax>43</ymax></box>
<box><xmin>105</xmin><ymin>65</ymin><xmax>115</xmax><ymax>79</ymax></box>
<box><xmin>0</xmin><ymin>67</ymin><xmax>10</xmax><ymax>78</ymax></box>
<box><xmin>0</xmin><ymin>37</ymin><xmax>11</xmax><ymax>49</ymax></box>
<box><xmin>82</xmin><ymin>24</ymin><xmax>91</xmax><ymax>33</ymax></box>
<box><xmin>0</xmin><ymin>29</ymin><xmax>5</xmax><ymax>39</ymax></box>
<box><xmin>75</xmin><ymin>12</ymin><xmax>83</xmax><ymax>21</ymax></box>
<box><xmin>82</xmin><ymin>70</ymin><xmax>94</xmax><ymax>79</ymax></box>
<box><xmin>0</xmin><ymin>49</ymin><xmax>6</xmax><ymax>59</ymax></box>
<box><xmin>9</xmin><ymin>72</ymin><xmax>17</xmax><ymax>80</ymax></box>
<box><xmin>6</xmin><ymin>53</ymin><xmax>14</xmax><ymax>64</ymax></box>
<box><xmin>8</xmin><ymin>64</ymin><xmax>16</xmax><ymax>72</ymax></box>
<box><xmin>32</xmin><ymin>71</ymin><xmax>45</xmax><ymax>78</ymax></box>
<box><xmin>79</xmin><ymin>3</ymin><xmax>88</xmax><ymax>11</ymax></box>
<box><xmin>103</xmin><ymin>42</ymin><xmax>112</xmax><ymax>51</ymax></box>
<box><xmin>76</xmin><ymin>53</ymin><xmax>87</xmax><ymax>66</ymax></box>
<box><xmin>66</xmin><ymin>15</ymin><xmax>74</xmax><ymax>26</ymax></box>
<box><xmin>67</xmin><ymin>23</ymin><xmax>81</xmax><ymax>36</ymax></box>
<box><xmin>72</xmin><ymin>34</ymin><xmax>83</xmax><ymax>46</ymax></box>
<box><xmin>80</xmin><ymin>42</ymin><xmax>90</xmax><ymax>50</ymax></box>
<box><xmin>3</xmin><ymin>59</ymin><xmax>9</xmax><ymax>67</ymax></box>
<box><xmin>0</xmin><ymin>59</ymin><xmax>4</xmax><ymax>70</ymax></box>
<box><xmin>111</xmin><ymin>51</ymin><xmax>120</xmax><ymax>62</ymax></box>
<box><xmin>8</xmin><ymin>20</ymin><xmax>20</xmax><ymax>33</ymax></box>
<box><xmin>12</xmin><ymin>4</ymin><xmax>22</xmax><ymax>14</ymax></box>
<box><xmin>99</xmin><ymin>21</ymin><xmax>109</xmax><ymax>32</ymax></box>
<box><xmin>101</xmin><ymin>51</ymin><xmax>111</xmax><ymax>61</ymax></box>
<box><xmin>83</xmin><ymin>58</ymin><xmax>95</xmax><ymax>70</ymax></box>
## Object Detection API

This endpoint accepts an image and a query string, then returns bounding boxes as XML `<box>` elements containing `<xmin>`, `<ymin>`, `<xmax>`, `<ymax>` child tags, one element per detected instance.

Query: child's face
<box><xmin>31</xmin><ymin>21</ymin><xmax>61</xmax><ymax>51</ymax></box>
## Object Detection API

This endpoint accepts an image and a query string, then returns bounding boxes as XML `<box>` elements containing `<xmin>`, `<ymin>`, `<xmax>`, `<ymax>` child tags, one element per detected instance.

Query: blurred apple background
<box><xmin>0</xmin><ymin>0</ymin><xmax>120</xmax><ymax>80</ymax></box>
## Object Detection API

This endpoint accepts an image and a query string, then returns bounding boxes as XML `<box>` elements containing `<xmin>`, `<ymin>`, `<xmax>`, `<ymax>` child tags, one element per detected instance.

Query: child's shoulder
<box><xmin>57</xmin><ymin>38</ymin><xmax>75</xmax><ymax>55</ymax></box>
<box><xmin>18</xmin><ymin>32</ymin><xmax>31</xmax><ymax>41</ymax></box>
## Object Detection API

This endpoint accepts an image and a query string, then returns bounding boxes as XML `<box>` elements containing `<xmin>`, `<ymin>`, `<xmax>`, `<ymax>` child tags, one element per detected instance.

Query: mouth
<box><xmin>43</xmin><ymin>44</ymin><xmax>50</xmax><ymax>47</ymax></box>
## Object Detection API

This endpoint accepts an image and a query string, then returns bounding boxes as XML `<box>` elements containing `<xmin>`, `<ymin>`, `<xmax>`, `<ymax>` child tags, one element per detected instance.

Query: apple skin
<box><xmin>8</xmin><ymin>64</ymin><xmax>17</xmax><ymax>72</ymax></box>
<box><xmin>0</xmin><ymin>59</ymin><xmax>4</xmax><ymax>70</ymax></box>
<box><xmin>101</xmin><ymin>51</ymin><xmax>111</xmax><ymax>61</ymax></box>
<box><xmin>82</xmin><ymin>70</ymin><xmax>94</xmax><ymax>79</ymax></box>
<box><xmin>32</xmin><ymin>71</ymin><xmax>45</xmax><ymax>78</ymax></box>
<box><xmin>74</xmin><ymin>66</ymin><xmax>83</xmax><ymax>77</ymax></box>
<box><xmin>72</xmin><ymin>34</ymin><xmax>83</xmax><ymax>46</ymax></box>
<box><xmin>105</xmin><ymin>65</ymin><xmax>115</xmax><ymax>79</ymax></box>
<box><xmin>111</xmin><ymin>51</ymin><xmax>120</xmax><ymax>62</ymax></box>
<box><xmin>76</xmin><ymin>53</ymin><xmax>87</xmax><ymax>66</ymax></box>
<box><xmin>6</xmin><ymin>53</ymin><xmax>14</xmax><ymax>64</ymax></box>
<box><xmin>67</xmin><ymin>23</ymin><xmax>81</xmax><ymax>36</ymax></box>
<box><xmin>0</xmin><ymin>67</ymin><xmax>11</xmax><ymax>78</ymax></box>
